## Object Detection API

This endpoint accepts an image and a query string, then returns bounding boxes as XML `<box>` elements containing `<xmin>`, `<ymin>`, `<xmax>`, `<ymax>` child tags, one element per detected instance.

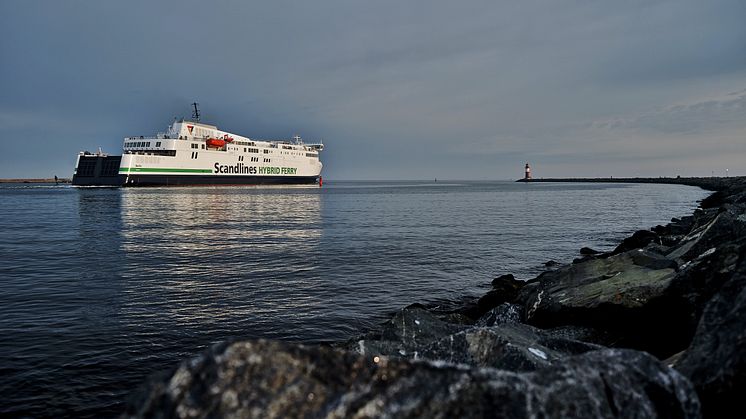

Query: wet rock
<box><xmin>662</xmin><ymin>242</ymin><xmax>743</xmax><ymax>341</ymax></box>
<box><xmin>343</xmin><ymin>305</ymin><xmax>467</xmax><ymax>357</ymax></box>
<box><xmin>699</xmin><ymin>190</ymin><xmax>726</xmax><ymax>209</ymax></box>
<box><xmin>418</xmin><ymin>326</ymin><xmax>555</xmax><ymax>371</ymax></box>
<box><xmin>642</xmin><ymin>241</ymin><xmax>671</xmax><ymax>255</ymax></box>
<box><xmin>544</xmin><ymin>260</ymin><xmax>560</xmax><ymax>267</ymax></box>
<box><xmin>418</xmin><ymin>322</ymin><xmax>602</xmax><ymax>371</ymax></box>
<box><xmin>654</xmin><ymin>214</ymin><xmax>698</xmax><ymax>239</ymax></box>
<box><xmin>518</xmin><ymin>249</ymin><xmax>686</xmax><ymax>356</ymax></box>
<box><xmin>572</xmin><ymin>255</ymin><xmax>594</xmax><ymax>264</ymax></box>
<box><xmin>128</xmin><ymin>342</ymin><xmax>701</xmax><ymax>419</ymax></box>
<box><xmin>612</xmin><ymin>230</ymin><xmax>660</xmax><ymax>254</ymax></box>
<box><xmin>580</xmin><ymin>247</ymin><xmax>602</xmax><ymax>255</ymax></box>
<box><xmin>542</xmin><ymin>325</ymin><xmax>621</xmax><ymax>348</ymax></box>
<box><xmin>424</xmin><ymin>295</ymin><xmax>480</xmax><ymax>321</ymax></box>
<box><xmin>436</xmin><ymin>312</ymin><xmax>475</xmax><ymax>326</ymax></box>
<box><xmin>491</xmin><ymin>273</ymin><xmax>516</xmax><ymax>287</ymax></box>
<box><xmin>520</xmin><ymin>249</ymin><xmax>678</xmax><ymax>323</ymax></box>
<box><xmin>380</xmin><ymin>304</ymin><xmax>464</xmax><ymax>344</ymax></box>
<box><xmin>675</xmin><ymin>258</ymin><xmax>746</xmax><ymax>418</ymax></box>
<box><xmin>661</xmin><ymin>235</ymin><xmax>685</xmax><ymax>247</ymax></box>
<box><xmin>665</xmin><ymin>209</ymin><xmax>746</xmax><ymax>263</ymax></box>
<box><xmin>475</xmin><ymin>302</ymin><xmax>523</xmax><ymax>326</ymax></box>
<box><xmin>476</xmin><ymin>274</ymin><xmax>525</xmax><ymax>316</ymax></box>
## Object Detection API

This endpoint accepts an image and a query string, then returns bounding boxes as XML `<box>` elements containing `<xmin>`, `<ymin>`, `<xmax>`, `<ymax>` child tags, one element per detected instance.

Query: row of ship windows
<box><xmin>195</xmin><ymin>143</ymin><xmax>317</xmax><ymax>157</ymax></box>
<box><xmin>125</xmin><ymin>150</ymin><xmax>176</xmax><ymax>156</ymax></box>
<box><xmin>126</xmin><ymin>141</ymin><xmax>162</xmax><ymax>148</ymax></box>
<box><xmin>126</xmin><ymin>140</ymin><xmax>316</xmax><ymax>159</ymax></box>
<box><xmin>238</xmin><ymin>156</ymin><xmax>262</xmax><ymax>162</ymax></box>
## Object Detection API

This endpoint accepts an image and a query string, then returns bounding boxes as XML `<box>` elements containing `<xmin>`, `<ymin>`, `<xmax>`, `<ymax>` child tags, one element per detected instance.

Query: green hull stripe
<box><xmin>119</xmin><ymin>167</ymin><xmax>213</xmax><ymax>173</ymax></box>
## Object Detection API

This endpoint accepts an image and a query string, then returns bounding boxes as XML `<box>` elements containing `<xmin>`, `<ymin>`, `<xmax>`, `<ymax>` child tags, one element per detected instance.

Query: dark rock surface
<box><xmin>518</xmin><ymin>249</ymin><xmax>678</xmax><ymax>327</ymax></box>
<box><xmin>474</xmin><ymin>302</ymin><xmax>523</xmax><ymax>326</ymax></box>
<box><xmin>675</xmin><ymin>257</ymin><xmax>746</xmax><ymax>418</ymax></box>
<box><xmin>580</xmin><ymin>246</ymin><xmax>601</xmax><ymax>255</ymax></box>
<box><xmin>341</xmin><ymin>305</ymin><xmax>468</xmax><ymax>358</ymax></box>
<box><xmin>128</xmin><ymin>341</ymin><xmax>700</xmax><ymax>419</ymax></box>
<box><xmin>612</xmin><ymin>229</ymin><xmax>661</xmax><ymax>255</ymax></box>
<box><xmin>418</xmin><ymin>323</ymin><xmax>603</xmax><ymax>371</ymax></box>
<box><xmin>474</xmin><ymin>273</ymin><xmax>525</xmax><ymax>316</ymax></box>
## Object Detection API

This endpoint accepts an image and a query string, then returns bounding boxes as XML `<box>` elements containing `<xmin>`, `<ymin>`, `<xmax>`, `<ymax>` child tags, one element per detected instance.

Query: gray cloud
<box><xmin>1</xmin><ymin>0</ymin><xmax>745</xmax><ymax>179</ymax></box>
<box><xmin>590</xmin><ymin>90</ymin><xmax>746</xmax><ymax>135</ymax></box>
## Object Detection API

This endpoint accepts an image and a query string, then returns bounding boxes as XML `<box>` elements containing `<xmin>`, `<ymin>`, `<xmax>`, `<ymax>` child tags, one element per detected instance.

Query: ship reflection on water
<box><xmin>57</xmin><ymin>186</ymin><xmax>326</xmax><ymax>417</ymax></box>
<box><xmin>117</xmin><ymin>187</ymin><xmax>324</xmax><ymax>337</ymax></box>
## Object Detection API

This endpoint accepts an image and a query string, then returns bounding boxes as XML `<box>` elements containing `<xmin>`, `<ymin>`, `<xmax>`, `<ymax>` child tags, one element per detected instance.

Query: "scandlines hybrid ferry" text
<box><xmin>213</xmin><ymin>162</ymin><xmax>298</xmax><ymax>175</ymax></box>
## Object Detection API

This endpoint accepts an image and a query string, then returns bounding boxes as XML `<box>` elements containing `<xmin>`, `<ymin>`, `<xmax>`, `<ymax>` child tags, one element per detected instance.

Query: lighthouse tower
<box><xmin>524</xmin><ymin>163</ymin><xmax>532</xmax><ymax>181</ymax></box>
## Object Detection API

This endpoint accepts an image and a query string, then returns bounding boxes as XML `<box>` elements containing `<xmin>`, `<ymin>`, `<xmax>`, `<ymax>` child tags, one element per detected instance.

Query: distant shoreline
<box><xmin>0</xmin><ymin>178</ymin><xmax>71</xmax><ymax>184</ymax></box>
<box><xmin>0</xmin><ymin>176</ymin><xmax>739</xmax><ymax>187</ymax></box>
<box><xmin>515</xmin><ymin>176</ymin><xmax>737</xmax><ymax>191</ymax></box>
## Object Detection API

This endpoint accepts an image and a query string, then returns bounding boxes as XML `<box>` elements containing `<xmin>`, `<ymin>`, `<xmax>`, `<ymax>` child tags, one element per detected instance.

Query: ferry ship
<box><xmin>72</xmin><ymin>104</ymin><xmax>324</xmax><ymax>186</ymax></box>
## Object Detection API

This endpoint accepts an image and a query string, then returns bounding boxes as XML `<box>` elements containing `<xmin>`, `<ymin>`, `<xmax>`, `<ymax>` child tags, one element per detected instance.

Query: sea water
<box><xmin>0</xmin><ymin>181</ymin><xmax>708</xmax><ymax>417</ymax></box>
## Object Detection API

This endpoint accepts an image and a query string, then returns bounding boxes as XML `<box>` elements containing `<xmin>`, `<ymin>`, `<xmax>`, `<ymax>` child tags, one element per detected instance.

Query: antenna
<box><xmin>191</xmin><ymin>102</ymin><xmax>200</xmax><ymax>121</ymax></box>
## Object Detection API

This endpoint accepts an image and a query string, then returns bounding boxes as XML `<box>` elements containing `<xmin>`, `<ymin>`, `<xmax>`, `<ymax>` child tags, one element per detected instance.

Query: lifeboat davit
<box><xmin>206</xmin><ymin>138</ymin><xmax>226</xmax><ymax>148</ymax></box>
<box><xmin>223</xmin><ymin>134</ymin><xmax>234</xmax><ymax>143</ymax></box>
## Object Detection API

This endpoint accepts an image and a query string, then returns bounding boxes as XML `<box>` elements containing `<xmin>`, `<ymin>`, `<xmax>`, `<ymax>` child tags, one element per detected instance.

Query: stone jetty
<box><xmin>127</xmin><ymin>177</ymin><xmax>746</xmax><ymax>418</ymax></box>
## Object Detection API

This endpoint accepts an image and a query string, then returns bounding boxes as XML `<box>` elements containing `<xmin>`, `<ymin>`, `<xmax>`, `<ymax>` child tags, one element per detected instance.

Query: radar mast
<box><xmin>191</xmin><ymin>102</ymin><xmax>200</xmax><ymax>121</ymax></box>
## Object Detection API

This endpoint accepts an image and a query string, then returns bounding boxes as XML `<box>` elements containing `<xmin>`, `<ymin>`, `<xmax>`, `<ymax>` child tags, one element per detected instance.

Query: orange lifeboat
<box><xmin>206</xmin><ymin>138</ymin><xmax>226</xmax><ymax>148</ymax></box>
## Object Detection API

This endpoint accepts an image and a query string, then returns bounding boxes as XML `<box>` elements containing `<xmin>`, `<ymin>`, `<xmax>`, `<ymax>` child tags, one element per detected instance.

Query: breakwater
<box><xmin>516</xmin><ymin>176</ymin><xmax>733</xmax><ymax>190</ymax></box>
<box><xmin>127</xmin><ymin>177</ymin><xmax>746</xmax><ymax>418</ymax></box>
<box><xmin>0</xmin><ymin>178</ymin><xmax>71</xmax><ymax>183</ymax></box>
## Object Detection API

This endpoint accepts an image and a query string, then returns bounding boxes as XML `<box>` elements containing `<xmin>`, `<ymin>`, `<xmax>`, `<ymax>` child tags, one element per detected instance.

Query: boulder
<box><xmin>675</xmin><ymin>258</ymin><xmax>746</xmax><ymax>418</ymax></box>
<box><xmin>476</xmin><ymin>274</ymin><xmax>525</xmax><ymax>316</ymax></box>
<box><xmin>517</xmin><ymin>249</ymin><xmax>686</xmax><ymax>357</ymax></box>
<box><xmin>435</xmin><ymin>312</ymin><xmax>475</xmax><ymax>326</ymax></box>
<box><xmin>519</xmin><ymin>249</ymin><xmax>678</xmax><ymax>323</ymax></box>
<box><xmin>665</xmin><ymin>209</ymin><xmax>746</xmax><ymax>263</ymax></box>
<box><xmin>580</xmin><ymin>247</ymin><xmax>602</xmax><ymax>256</ymax></box>
<box><xmin>663</xmin><ymin>242</ymin><xmax>743</xmax><ymax>338</ymax></box>
<box><xmin>342</xmin><ymin>304</ymin><xmax>467</xmax><ymax>357</ymax></box>
<box><xmin>542</xmin><ymin>325</ymin><xmax>621</xmax><ymax>348</ymax></box>
<box><xmin>491</xmin><ymin>273</ymin><xmax>517</xmax><ymax>287</ymax></box>
<box><xmin>379</xmin><ymin>304</ymin><xmax>464</xmax><ymax>346</ymax></box>
<box><xmin>544</xmin><ymin>260</ymin><xmax>560</xmax><ymax>267</ymax></box>
<box><xmin>612</xmin><ymin>230</ymin><xmax>660</xmax><ymax>254</ymax></box>
<box><xmin>475</xmin><ymin>303</ymin><xmax>523</xmax><ymax>326</ymax></box>
<box><xmin>417</xmin><ymin>322</ymin><xmax>602</xmax><ymax>371</ymax></box>
<box><xmin>128</xmin><ymin>341</ymin><xmax>701</xmax><ymax>419</ymax></box>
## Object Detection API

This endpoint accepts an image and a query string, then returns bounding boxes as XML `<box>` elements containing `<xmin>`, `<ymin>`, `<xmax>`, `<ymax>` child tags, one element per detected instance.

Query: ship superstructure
<box><xmin>72</xmin><ymin>107</ymin><xmax>323</xmax><ymax>186</ymax></box>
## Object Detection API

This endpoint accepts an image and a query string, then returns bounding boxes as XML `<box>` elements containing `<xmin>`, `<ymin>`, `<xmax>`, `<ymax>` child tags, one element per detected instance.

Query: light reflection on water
<box><xmin>118</xmin><ymin>188</ymin><xmax>322</xmax><ymax>330</ymax></box>
<box><xmin>0</xmin><ymin>181</ymin><xmax>709</xmax><ymax>417</ymax></box>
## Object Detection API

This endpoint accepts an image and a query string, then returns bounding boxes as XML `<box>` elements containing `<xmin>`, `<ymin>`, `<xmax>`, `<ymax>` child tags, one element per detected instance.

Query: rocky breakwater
<box><xmin>127</xmin><ymin>177</ymin><xmax>746</xmax><ymax>418</ymax></box>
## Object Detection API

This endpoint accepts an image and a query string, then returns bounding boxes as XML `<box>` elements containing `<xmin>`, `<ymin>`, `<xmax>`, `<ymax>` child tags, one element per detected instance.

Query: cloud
<box><xmin>589</xmin><ymin>90</ymin><xmax>746</xmax><ymax>136</ymax></box>
<box><xmin>1</xmin><ymin>0</ymin><xmax>745</xmax><ymax>178</ymax></box>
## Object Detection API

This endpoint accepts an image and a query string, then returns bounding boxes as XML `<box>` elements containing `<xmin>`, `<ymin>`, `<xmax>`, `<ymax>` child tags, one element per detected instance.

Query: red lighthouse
<box><xmin>524</xmin><ymin>163</ymin><xmax>532</xmax><ymax>181</ymax></box>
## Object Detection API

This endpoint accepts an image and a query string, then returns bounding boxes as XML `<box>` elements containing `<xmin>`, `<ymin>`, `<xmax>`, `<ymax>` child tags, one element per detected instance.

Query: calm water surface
<box><xmin>0</xmin><ymin>181</ymin><xmax>708</xmax><ymax>417</ymax></box>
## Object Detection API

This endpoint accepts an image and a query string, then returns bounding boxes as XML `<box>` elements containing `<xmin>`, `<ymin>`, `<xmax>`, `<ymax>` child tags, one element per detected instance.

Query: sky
<box><xmin>1</xmin><ymin>0</ymin><xmax>745</xmax><ymax>179</ymax></box>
